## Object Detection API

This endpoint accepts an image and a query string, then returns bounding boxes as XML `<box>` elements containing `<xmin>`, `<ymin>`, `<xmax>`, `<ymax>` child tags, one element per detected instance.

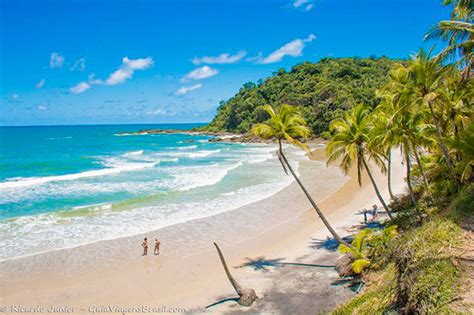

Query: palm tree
<box><xmin>438</xmin><ymin>74</ymin><xmax>473</xmax><ymax>138</ymax></box>
<box><xmin>213</xmin><ymin>243</ymin><xmax>257</xmax><ymax>306</ymax></box>
<box><xmin>425</xmin><ymin>0</ymin><xmax>473</xmax><ymax>79</ymax></box>
<box><xmin>449</xmin><ymin>123</ymin><xmax>474</xmax><ymax>182</ymax></box>
<box><xmin>370</xmin><ymin>110</ymin><xmax>398</xmax><ymax>202</ymax></box>
<box><xmin>406</xmin><ymin>50</ymin><xmax>458</xmax><ymax>180</ymax></box>
<box><xmin>252</xmin><ymin>104</ymin><xmax>351</xmax><ymax>247</ymax></box>
<box><xmin>327</xmin><ymin>103</ymin><xmax>394</xmax><ymax>220</ymax></box>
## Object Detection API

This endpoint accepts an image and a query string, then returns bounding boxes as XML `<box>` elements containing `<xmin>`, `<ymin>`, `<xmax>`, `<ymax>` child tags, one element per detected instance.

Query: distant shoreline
<box><xmin>118</xmin><ymin>128</ymin><xmax>327</xmax><ymax>144</ymax></box>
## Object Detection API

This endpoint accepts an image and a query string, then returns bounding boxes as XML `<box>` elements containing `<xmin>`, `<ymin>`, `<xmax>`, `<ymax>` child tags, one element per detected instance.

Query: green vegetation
<box><xmin>204</xmin><ymin>57</ymin><xmax>396</xmax><ymax>134</ymax></box>
<box><xmin>326</xmin><ymin>103</ymin><xmax>393</xmax><ymax>219</ymax></box>
<box><xmin>333</xmin><ymin>215</ymin><xmax>464</xmax><ymax>314</ymax></box>
<box><xmin>330</xmin><ymin>1</ymin><xmax>472</xmax><ymax>312</ymax></box>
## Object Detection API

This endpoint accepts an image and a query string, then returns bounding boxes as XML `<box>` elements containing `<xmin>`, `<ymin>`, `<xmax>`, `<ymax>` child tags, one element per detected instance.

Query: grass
<box><xmin>332</xmin><ymin>265</ymin><xmax>397</xmax><ymax>315</ymax></box>
<box><xmin>332</xmin><ymin>215</ymin><xmax>465</xmax><ymax>314</ymax></box>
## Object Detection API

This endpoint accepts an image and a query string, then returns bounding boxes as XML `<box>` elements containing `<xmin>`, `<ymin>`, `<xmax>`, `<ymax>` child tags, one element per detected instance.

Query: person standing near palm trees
<box><xmin>372</xmin><ymin>204</ymin><xmax>379</xmax><ymax>221</ymax></box>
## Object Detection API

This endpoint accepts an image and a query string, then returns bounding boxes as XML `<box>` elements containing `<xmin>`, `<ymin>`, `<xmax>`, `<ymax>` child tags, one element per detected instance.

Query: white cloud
<box><xmin>293</xmin><ymin>0</ymin><xmax>308</xmax><ymax>8</ymax></box>
<box><xmin>176</xmin><ymin>84</ymin><xmax>202</xmax><ymax>95</ymax></box>
<box><xmin>105</xmin><ymin>56</ymin><xmax>153</xmax><ymax>85</ymax></box>
<box><xmin>181</xmin><ymin>66</ymin><xmax>218</xmax><ymax>82</ymax></box>
<box><xmin>50</xmin><ymin>52</ymin><xmax>64</xmax><ymax>68</ymax></box>
<box><xmin>192</xmin><ymin>51</ymin><xmax>247</xmax><ymax>65</ymax></box>
<box><xmin>292</xmin><ymin>0</ymin><xmax>314</xmax><ymax>11</ymax></box>
<box><xmin>70</xmin><ymin>82</ymin><xmax>91</xmax><ymax>94</ymax></box>
<box><xmin>36</xmin><ymin>79</ymin><xmax>45</xmax><ymax>88</ymax></box>
<box><xmin>69</xmin><ymin>57</ymin><xmax>153</xmax><ymax>94</ymax></box>
<box><xmin>258</xmin><ymin>34</ymin><xmax>316</xmax><ymax>64</ymax></box>
<box><xmin>36</xmin><ymin>104</ymin><xmax>47</xmax><ymax>110</ymax></box>
<box><xmin>71</xmin><ymin>57</ymin><xmax>86</xmax><ymax>71</ymax></box>
<box><xmin>145</xmin><ymin>108</ymin><xmax>176</xmax><ymax>116</ymax></box>
<box><xmin>11</xmin><ymin>93</ymin><xmax>19</xmax><ymax>100</ymax></box>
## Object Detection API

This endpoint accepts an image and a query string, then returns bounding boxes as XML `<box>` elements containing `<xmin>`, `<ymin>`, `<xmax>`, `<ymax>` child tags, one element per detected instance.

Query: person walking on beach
<box><xmin>362</xmin><ymin>208</ymin><xmax>368</xmax><ymax>224</ymax></box>
<box><xmin>372</xmin><ymin>204</ymin><xmax>379</xmax><ymax>221</ymax></box>
<box><xmin>142</xmin><ymin>238</ymin><xmax>148</xmax><ymax>256</ymax></box>
<box><xmin>154</xmin><ymin>239</ymin><xmax>161</xmax><ymax>255</ymax></box>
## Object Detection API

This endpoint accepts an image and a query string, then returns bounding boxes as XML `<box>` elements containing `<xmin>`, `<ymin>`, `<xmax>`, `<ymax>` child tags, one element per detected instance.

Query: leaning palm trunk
<box><xmin>361</xmin><ymin>158</ymin><xmax>394</xmax><ymax>220</ymax></box>
<box><xmin>278</xmin><ymin>141</ymin><xmax>351</xmax><ymax>248</ymax></box>
<box><xmin>426</xmin><ymin>101</ymin><xmax>457</xmax><ymax>180</ymax></box>
<box><xmin>404</xmin><ymin>148</ymin><xmax>417</xmax><ymax>207</ymax></box>
<box><xmin>412</xmin><ymin>146</ymin><xmax>429</xmax><ymax>191</ymax></box>
<box><xmin>213</xmin><ymin>243</ymin><xmax>257</xmax><ymax>306</ymax></box>
<box><xmin>387</xmin><ymin>149</ymin><xmax>397</xmax><ymax>201</ymax></box>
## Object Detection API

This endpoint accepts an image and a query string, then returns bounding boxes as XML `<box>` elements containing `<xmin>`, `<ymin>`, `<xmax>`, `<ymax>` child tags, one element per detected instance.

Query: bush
<box><xmin>447</xmin><ymin>183</ymin><xmax>474</xmax><ymax>228</ymax></box>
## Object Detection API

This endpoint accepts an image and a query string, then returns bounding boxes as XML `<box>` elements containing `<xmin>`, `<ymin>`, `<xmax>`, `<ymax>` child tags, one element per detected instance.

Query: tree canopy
<box><xmin>204</xmin><ymin>57</ymin><xmax>397</xmax><ymax>135</ymax></box>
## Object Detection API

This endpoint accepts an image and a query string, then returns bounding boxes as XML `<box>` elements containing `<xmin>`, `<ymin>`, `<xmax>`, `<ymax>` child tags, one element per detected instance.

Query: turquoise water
<box><xmin>0</xmin><ymin>124</ymin><xmax>301</xmax><ymax>260</ymax></box>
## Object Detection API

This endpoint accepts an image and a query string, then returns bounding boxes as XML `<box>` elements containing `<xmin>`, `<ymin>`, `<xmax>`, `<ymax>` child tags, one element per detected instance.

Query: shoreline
<box><xmin>117</xmin><ymin>128</ymin><xmax>328</xmax><ymax>145</ymax></box>
<box><xmin>0</xmin><ymin>147</ymin><xmax>407</xmax><ymax>313</ymax></box>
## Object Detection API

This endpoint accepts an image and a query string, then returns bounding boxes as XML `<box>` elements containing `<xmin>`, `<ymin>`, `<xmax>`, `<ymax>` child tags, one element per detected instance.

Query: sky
<box><xmin>0</xmin><ymin>0</ymin><xmax>451</xmax><ymax>126</ymax></box>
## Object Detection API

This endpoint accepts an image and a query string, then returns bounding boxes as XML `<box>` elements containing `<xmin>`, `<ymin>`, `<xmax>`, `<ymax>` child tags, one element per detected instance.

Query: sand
<box><xmin>0</xmin><ymin>147</ymin><xmax>407</xmax><ymax>314</ymax></box>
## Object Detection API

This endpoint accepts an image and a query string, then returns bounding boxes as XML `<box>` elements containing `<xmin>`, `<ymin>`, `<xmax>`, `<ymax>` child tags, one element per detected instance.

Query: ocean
<box><xmin>0</xmin><ymin>124</ymin><xmax>304</xmax><ymax>261</ymax></box>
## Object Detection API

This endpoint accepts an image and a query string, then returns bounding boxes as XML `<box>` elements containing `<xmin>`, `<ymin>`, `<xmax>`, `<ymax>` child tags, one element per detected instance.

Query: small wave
<box><xmin>123</xmin><ymin>150</ymin><xmax>144</xmax><ymax>157</ymax></box>
<box><xmin>72</xmin><ymin>202</ymin><xmax>112</xmax><ymax>211</ymax></box>
<box><xmin>113</xmin><ymin>132</ymin><xmax>148</xmax><ymax>136</ymax></box>
<box><xmin>177</xmin><ymin>145</ymin><xmax>198</xmax><ymax>150</ymax></box>
<box><xmin>0</xmin><ymin>162</ymin><xmax>158</xmax><ymax>189</ymax></box>
<box><xmin>177</xmin><ymin>161</ymin><xmax>243</xmax><ymax>192</ymax></box>
<box><xmin>247</xmin><ymin>153</ymin><xmax>273</xmax><ymax>164</ymax></box>
<box><xmin>187</xmin><ymin>149</ymin><xmax>221</xmax><ymax>158</ymax></box>
<box><xmin>45</xmin><ymin>136</ymin><xmax>72</xmax><ymax>140</ymax></box>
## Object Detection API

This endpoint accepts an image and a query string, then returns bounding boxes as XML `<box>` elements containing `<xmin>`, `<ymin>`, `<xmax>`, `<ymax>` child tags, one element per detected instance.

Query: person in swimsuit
<box><xmin>372</xmin><ymin>204</ymin><xmax>379</xmax><ymax>221</ymax></box>
<box><xmin>142</xmin><ymin>237</ymin><xmax>148</xmax><ymax>256</ymax></box>
<box><xmin>154</xmin><ymin>239</ymin><xmax>161</xmax><ymax>255</ymax></box>
<box><xmin>362</xmin><ymin>208</ymin><xmax>368</xmax><ymax>224</ymax></box>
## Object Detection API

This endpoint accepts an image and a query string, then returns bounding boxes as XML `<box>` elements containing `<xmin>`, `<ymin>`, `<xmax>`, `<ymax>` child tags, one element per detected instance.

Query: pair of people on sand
<box><xmin>362</xmin><ymin>204</ymin><xmax>379</xmax><ymax>223</ymax></box>
<box><xmin>142</xmin><ymin>238</ymin><xmax>160</xmax><ymax>256</ymax></box>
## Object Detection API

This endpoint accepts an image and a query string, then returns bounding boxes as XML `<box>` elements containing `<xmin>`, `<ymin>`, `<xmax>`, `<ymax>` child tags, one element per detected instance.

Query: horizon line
<box><xmin>0</xmin><ymin>122</ymin><xmax>210</xmax><ymax>128</ymax></box>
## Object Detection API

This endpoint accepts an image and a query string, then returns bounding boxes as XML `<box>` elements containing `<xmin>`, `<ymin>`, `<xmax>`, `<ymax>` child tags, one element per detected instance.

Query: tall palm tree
<box><xmin>370</xmin><ymin>109</ymin><xmax>397</xmax><ymax>202</ymax></box>
<box><xmin>406</xmin><ymin>50</ymin><xmax>458</xmax><ymax>180</ymax></box>
<box><xmin>252</xmin><ymin>104</ymin><xmax>351</xmax><ymax>247</ymax></box>
<box><xmin>425</xmin><ymin>0</ymin><xmax>473</xmax><ymax>79</ymax></box>
<box><xmin>327</xmin><ymin>104</ymin><xmax>394</xmax><ymax>220</ymax></box>
<box><xmin>388</xmin><ymin>108</ymin><xmax>433</xmax><ymax>203</ymax></box>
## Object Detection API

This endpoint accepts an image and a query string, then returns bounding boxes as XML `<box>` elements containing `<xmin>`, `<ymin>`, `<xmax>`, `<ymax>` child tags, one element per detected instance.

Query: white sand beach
<box><xmin>0</xmin><ymin>147</ymin><xmax>407</xmax><ymax>314</ymax></box>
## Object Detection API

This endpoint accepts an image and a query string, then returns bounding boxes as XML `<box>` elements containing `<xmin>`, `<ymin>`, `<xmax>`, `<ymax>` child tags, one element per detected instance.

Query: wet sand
<box><xmin>0</xmin><ymin>147</ymin><xmax>407</xmax><ymax>313</ymax></box>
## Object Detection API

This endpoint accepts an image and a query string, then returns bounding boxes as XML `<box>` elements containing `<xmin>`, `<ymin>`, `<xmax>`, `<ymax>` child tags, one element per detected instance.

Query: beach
<box><xmin>0</xmin><ymin>146</ymin><xmax>406</xmax><ymax>313</ymax></box>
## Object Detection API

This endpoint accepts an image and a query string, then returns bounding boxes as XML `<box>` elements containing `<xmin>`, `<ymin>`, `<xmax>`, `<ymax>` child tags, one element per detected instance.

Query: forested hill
<box><xmin>204</xmin><ymin>57</ymin><xmax>398</xmax><ymax>135</ymax></box>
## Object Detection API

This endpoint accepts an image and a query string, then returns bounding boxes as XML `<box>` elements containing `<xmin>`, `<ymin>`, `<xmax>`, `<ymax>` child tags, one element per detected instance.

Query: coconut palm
<box><xmin>424</xmin><ymin>0</ymin><xmax>473</xmax><ymax>79</ymax></box>
<box><xmin>370</xmin><ymin>109</ymin><xmax>398</xmax><ymax>202</ymax></box>
<box><xmin>252</xmin><ymin>104</ymin><xmax>351</xmax><ymax>247</ymax></box>
<box><xmin>449</xmin><ymin>123</ymin><xmax>474</xmax><ymax>182</ymax></box>
<box><xmin>213</xmin><ymin>242</ymin><xmax>257</xmax><ymax>306</ymax></box>
<box><xmin>406</xmin><ymin>50</ymin><xmax>458</xmax><ymax>180</ymax></box>
<box><xmin>438</xmin><ymin>74</ymin><xmax>474</xmax><ymax>138</ymax></box>
<box><xmin>327</xmin><ymin>103</ymin><xmax>394</xmax><ymax>220</ymax></box>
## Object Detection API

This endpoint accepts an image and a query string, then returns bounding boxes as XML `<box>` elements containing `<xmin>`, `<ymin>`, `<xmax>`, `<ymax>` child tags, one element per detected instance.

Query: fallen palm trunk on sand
<box><xmin>213</xmin><ymin>242</ymin><xmax>258</xmax><ymax>307</ymax></box>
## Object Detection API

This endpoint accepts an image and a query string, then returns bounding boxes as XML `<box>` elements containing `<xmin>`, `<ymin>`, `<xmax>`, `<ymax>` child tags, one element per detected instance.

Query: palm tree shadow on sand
<box><xmin>310</xmin><ymin>236</ymin><xmax>353</xmax><ymax>251</ymax></box>
<box><xmin>236</xmin><ymin>256</ymin><xmax>335</xmax><ymax>272</ymax></box>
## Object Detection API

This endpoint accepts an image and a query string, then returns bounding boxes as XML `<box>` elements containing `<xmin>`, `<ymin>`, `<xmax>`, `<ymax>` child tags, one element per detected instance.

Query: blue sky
<box><xmin>0</xmin><ymin>0</ymin><xmax>450</xmax><ymax>126</ymax></box>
